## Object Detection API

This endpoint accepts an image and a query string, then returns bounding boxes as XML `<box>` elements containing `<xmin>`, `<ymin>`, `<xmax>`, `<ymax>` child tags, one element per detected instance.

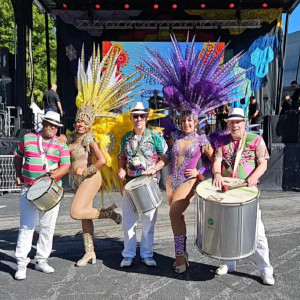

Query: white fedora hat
<box><xmin>225</xmin><ymin>107</ymin><xmax>246</xmax><ymax>122</ymax></box>
<box><xmin>130</xmin><ymin>102</ymin><xmax>149</xmax><ymax>114</ymax></box>
<box><xmin>42</xmin><ymin>111</ymin><xmax>63</xmax><ymax>127</ymax></box>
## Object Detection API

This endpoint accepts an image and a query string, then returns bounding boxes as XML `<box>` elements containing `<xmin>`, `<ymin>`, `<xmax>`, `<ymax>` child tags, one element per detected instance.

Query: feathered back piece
<box><xmin>136</xmin><ymin>34</ymin><xmax>246</xmax><ymax>116</ymax></box>
<box><xmin>76</xmin><ymin>43</ymin><xmax>144</xmax><ymax>123</ymax></box>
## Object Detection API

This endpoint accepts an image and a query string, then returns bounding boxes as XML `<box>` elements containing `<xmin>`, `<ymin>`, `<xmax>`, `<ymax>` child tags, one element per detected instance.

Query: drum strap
<box><xmin>232</xmin><ymin>131</ymin><xmax>247</xmax><ymax>177</ymax></box>
<box><xmin>38</xmin><ymin>133</ymin><xmax>52</xmax><ymax>172</ymax></box>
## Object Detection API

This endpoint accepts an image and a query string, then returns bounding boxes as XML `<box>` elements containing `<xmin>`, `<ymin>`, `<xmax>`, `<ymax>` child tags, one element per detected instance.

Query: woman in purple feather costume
<box><xmin>137</xmin><ymin>33</ymin><xmax>247</xmax><ymax>274</ymax></box>
<box><xmin>166</xmin><ymin>109</ymin><xmax>213</xmax><ymax>273</ymax></box>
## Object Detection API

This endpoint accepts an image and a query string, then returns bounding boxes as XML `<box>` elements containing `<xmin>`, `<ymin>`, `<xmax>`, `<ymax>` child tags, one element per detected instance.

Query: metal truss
<box><xmin>75</xmin><ymin>19</ymin><xmax>261</xmax><ymax>30</ymax></box>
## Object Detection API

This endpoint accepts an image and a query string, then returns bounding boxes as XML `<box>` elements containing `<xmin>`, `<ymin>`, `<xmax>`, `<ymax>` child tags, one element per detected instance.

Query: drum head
<box><xmin>196</xmin><ymin>178</ymin><xmax>258</xmax><ymax>204</ymax></box>
<box><xmin>125</xmin><ymin>175</ymin><xmax>152</xmax><ymax>191</ymax></box>
<box><xmin>27</xmin><ymin>177</ymin><xmax>52</xmax><ymax>200</ymax></box>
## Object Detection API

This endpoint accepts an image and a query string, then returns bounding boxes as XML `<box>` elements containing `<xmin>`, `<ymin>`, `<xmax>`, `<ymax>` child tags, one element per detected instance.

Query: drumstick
<box><xmin>221</xmin><ymin>182</ymin><xmax>248</xmax><ymax>193</ymax></box>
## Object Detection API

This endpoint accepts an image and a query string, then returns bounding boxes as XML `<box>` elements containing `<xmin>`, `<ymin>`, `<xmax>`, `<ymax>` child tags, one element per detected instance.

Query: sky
<box><xmin>282</xmin><ymin>4</ymin><xmax>300</xmax><ymax>33</ymax></box>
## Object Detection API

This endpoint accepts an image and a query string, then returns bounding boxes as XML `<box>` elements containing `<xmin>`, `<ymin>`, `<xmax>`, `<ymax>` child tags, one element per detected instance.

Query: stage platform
<box><xmin>260</xmin><ymin>143</ymin><xmax>300</xmax><ymax>191</ymax></box>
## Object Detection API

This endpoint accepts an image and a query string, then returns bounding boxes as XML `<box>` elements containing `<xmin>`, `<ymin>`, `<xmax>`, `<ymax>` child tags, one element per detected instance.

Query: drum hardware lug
<box><xmin>52</xmin><ymin>185</ymin><xmax>59</xmax><ymax>193</ymax></box>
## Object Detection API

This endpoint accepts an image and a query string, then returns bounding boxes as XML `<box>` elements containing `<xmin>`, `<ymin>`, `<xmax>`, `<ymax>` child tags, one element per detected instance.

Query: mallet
<box><xmin>221</xmin><ymin>182</ymin><xmax>248</xmax><ymax>193</ymax></box>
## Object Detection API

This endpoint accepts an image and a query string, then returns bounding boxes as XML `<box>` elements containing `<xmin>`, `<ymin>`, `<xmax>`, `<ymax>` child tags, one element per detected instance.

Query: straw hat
<box><xmin>129</xmin><ymin>102</ymin><xmax>149</xmax><ymax>114</ymax></box>
<box><xmin>225</xmin><ymin>107</ymin><xmax>246</xmax><ymax>122</ymax></box>
<box><xmin>42</xmin><ymin>111</ymin><xmax>63</xmax><ymax>127</ymax></box>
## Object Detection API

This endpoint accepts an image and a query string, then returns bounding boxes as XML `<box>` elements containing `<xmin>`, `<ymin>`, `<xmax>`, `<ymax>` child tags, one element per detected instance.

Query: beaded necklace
<box><xmin>182</xmin><ymin>131</ymin><xmax>197</xmax><ymax>140</ymax></box>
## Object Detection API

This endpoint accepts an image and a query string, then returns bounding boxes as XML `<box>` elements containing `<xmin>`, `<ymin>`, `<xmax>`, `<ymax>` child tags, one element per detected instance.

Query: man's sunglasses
<box><xmin>132</xmin><ymin>114</ymin><xmax>147</xmax><ymax>119</ymax></box>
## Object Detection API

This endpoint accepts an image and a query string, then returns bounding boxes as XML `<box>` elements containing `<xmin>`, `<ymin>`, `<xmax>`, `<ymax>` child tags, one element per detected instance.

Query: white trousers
<box><xmin>15</xmin><ymin>186</ymin><xmax>60</xmax><ymax>266</ymax></box>
<box><xmin>122</xmin><ymin>192</ymin><xmax>158</xmax><ymax>259</ymax></box>
<box><xmin>222</xmin><ymin>209</ymin><xmax>273</xmax><ymax>275</ymax></box>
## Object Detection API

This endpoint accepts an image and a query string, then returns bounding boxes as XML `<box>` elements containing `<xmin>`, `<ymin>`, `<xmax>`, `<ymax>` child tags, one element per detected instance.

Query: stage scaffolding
<box><xmin>75</xmin><ymin>19</ymin><xmax>261</xmax><ymax>30</ymax></box>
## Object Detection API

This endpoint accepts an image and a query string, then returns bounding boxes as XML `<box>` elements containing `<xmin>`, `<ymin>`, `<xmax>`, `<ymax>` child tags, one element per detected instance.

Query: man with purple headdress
<box><xmin>137</xmin><ymin>33</ymin><xmax>247</xmax><ymax>273</ymax></box>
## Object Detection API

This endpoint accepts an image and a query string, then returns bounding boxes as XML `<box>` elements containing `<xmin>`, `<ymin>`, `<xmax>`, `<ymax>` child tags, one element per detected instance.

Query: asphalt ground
<box><xmin>0</xmin><ymin>188</ymin><xmax>299</xmax><ymax>300</ymax></box>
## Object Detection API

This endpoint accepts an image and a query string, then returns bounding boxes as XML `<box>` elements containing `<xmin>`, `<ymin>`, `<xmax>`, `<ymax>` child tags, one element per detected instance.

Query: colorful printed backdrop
<box><xmin>102</xmin><ymin>41</ymin><xmax>225</xmax><ymax>107</ymax></box>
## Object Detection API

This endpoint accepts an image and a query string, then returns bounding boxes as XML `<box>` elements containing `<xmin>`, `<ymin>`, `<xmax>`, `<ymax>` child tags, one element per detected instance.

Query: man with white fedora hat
<box><xmin>118</xmin><ymin>102</ymin><xmax>170</xmax><ymax>268</ymax></box>
<box><xmin>13</xmin><ymin>111</ymin><xmax>70</xmax><ymax>280</ymax></box>
<box><xmin>212</xmin><ymin>107</ymin><xmax>275</xmax><ymax>285</ymax></box>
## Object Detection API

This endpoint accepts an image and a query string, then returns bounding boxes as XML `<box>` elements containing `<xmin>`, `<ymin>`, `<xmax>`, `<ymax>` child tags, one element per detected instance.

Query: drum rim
<box><xmin>197</xmin><ymin>194</ymin><xmax>259</xmax><ymax>205</ymax></box>
<box><xmin>196</xmin><ymin>179</ymin><xmax>259</xmax><ymax>204</ymax></box>
<box><xmin>124</xmin><ymin>175</ymin><xmax>153</xmax><ymax>190</ymax></box>
<box><xmin>195</xmin><ymin>241</ymin><xmax>256</xmax><ymax>260</ymax></box>
<box><xmin>27</xmin><ymin>177</ymin><xmax>59</xmax><ymax>201</ymax></box>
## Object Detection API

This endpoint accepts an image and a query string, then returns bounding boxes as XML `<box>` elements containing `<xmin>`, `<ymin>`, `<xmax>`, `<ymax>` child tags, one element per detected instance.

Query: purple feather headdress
<box><xmin>136</xmin><ymin>33</ymin><xmax>247</xmax><ymax>116</ymax></box>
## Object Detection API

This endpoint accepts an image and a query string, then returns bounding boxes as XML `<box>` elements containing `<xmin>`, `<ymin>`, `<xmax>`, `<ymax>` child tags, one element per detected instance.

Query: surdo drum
<box><xmin>27</xmin><ymin>176</ymin><xmax>64</xmax><ymax>211</ymax></box>
<box><xmin>196</xmin><ymin>178</ymin><xmax>259</xmax><ymax>260</ymax></box>
<box><xmin>125</xmin><ymin>175</ymin><xmax>164</xmax><ymax>214</ymax></box>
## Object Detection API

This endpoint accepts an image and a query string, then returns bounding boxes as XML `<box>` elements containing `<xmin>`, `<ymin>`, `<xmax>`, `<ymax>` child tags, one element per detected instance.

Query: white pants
<box><xmin>221</xmin><ymin>209</ymin><xmax>273</xmax><ymax>275</ymax></box>
<box><xmin>122</xmin><ymin>192</ymin><xmax>158</xmax><ymax>259</ymax></box>
<box><xmin>15</xmin><ymin>186</ymin><xmax>60</xmax><ymax>267</ymax></box>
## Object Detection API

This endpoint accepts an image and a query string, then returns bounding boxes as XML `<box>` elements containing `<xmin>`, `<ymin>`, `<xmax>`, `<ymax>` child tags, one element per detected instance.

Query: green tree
<box><xmin>0</xmin><ymin>0</ymin><xmax>56</xmax><ymax>104</ymax></box>
<box><xmin>0</xmin><ymin>0</ymin><xmax>15</xmax><ymax>53</ymax></box>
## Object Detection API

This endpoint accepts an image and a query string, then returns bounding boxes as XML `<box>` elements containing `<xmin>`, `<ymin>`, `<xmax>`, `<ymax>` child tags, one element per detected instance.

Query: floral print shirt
<box><xmin>214</xmin><ymin>132</ymin><xmax>269</xmax><ymax>180</ymax></box>
<box><xmin>119</xmin><ymin>128</ymin><xmax>169</xmax><ymax>177</ymax></box>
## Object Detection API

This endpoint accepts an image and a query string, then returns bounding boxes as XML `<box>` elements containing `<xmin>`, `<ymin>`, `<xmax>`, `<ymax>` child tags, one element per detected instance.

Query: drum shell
<box><xmin>196</xmin><ymin>194</ymin><xmax>259</xmax><ymax>260</ymax></box>
<box><xmin>125</xmin><ymin>177</ymin><xmax>163</xmax><ymax>214</ymax></box>
<box><xmin>27</xmin><ymin>179</ymin><xmax>63</xmax><ymax>212</ymax></box>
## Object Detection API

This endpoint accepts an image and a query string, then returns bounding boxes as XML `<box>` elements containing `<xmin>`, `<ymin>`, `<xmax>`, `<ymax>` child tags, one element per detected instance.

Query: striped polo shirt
<box><xmin>14</xmin><ymin>132</ymin><xmax>71</xmax><ymax>184</ymax></box>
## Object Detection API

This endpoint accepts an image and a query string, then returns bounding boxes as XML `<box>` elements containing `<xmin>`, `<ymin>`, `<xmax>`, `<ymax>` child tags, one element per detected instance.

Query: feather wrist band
<box><xmin>82</xmin><ymin>165</ymin><xmax>98</xmax><ymax>179</ymax></box>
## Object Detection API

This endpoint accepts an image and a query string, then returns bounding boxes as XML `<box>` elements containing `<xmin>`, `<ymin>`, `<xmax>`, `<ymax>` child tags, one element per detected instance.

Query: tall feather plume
<box><xmin>76</xmin><ymin>43</ymin><xmax>143</xmax><ymax>120</ymax></box>
<box><xmin>137</xmin><ymin>34</ymin><xmax>247</xmax><ymax>116</ymax></box>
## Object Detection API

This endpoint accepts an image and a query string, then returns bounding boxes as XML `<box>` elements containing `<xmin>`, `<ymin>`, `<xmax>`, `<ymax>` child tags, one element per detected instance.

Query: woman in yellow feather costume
<box><xmin>67</xmin><ymin>45</ymin><xmax>147</xmax><ymax>267</ymax></box>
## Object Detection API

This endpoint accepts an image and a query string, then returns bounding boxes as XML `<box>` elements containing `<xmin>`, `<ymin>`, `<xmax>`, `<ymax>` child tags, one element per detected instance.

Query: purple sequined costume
<box><xmin>170</xmin><ymin>132</ymin><xmax>210</xmax><ymax>190</ymax></box>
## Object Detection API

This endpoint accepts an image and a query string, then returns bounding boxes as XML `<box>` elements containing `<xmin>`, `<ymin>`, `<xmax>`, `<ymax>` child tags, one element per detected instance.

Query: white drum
<box><xmin>196</xmin><ymin>178</ymin><xmax>259</xmax><ymax>260</ymax></box>
<box><xmin>125</xmin><ymin>176</ymin><xmax>164</xmax><ymax>214</ymax></box>
<box><xmin>27</xmin><ymin>176</ymin><xmax>64</xmax><ymax>211</ymax></box>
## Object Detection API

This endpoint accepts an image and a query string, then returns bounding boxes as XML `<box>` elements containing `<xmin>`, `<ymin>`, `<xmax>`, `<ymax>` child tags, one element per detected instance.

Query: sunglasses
<box><xmin>132</xmin><ymin>114</ymin><xmax>146</xmax><ymax>119</ymax></box>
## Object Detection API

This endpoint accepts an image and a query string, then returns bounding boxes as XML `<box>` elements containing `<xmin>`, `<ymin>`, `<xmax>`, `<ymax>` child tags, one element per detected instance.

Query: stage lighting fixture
<box><xmin>124</xmin><ymin>3</ymin><xmax>130</xmax><ymax>9</ymax></box>
<box><xmin>229</xmin><ymin>3</ymin><xmax>235</xmax><ymax>9</ymax></box>
<box><xmin>154</xmin><ymin>3</ymin><xmax>159</xmax><ymax>9</ymax></box>
<box><xmin>95</xmin><ymin>4</ymin><xmax>100</xmax><ymax>9</ymax></box>
<box><xmin>262</xmin><ymin>3</ymin><xmax>268</xmax><ymax>8</ymax></box>
<box><xmin>172</xmin><ymin>4</ymin><xmax>177</xmax><ymax>9</ymax></box>
<box><xmin>62</xmin><ymin>3</ymin><xmax>67</xmax><ymax>9</ymax></box>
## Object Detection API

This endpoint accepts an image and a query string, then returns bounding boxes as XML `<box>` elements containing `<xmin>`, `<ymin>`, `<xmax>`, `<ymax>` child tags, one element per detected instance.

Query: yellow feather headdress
<box><xmin>75</xmin><ymin>44</ymin><xmax>144</xmax><ymax>123</ymax></box>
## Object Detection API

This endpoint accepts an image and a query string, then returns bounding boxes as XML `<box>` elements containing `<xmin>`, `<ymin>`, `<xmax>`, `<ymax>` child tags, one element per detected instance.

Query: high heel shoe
<box><xmin>76</xmin><ymin>252</ymin><xmax>96</xmax><ymax>267</ymax></box>
<box><xmin>106</xmin><ymin>204</ymin><xmax>122</xmax><ymax>224</ymax></box>
<box><xmin>95</xmin><ymin>204</ymin><xmax>122</xmax><ymax>224</ymax></box>
<box><xmin>76</xmin><ymin>233</ymin><xmax>97</xmax><ymax>267</ymax></box>
<box><xmin>174</xmin><ymin>252</ymin><xmax>189</xmax><ymax>274</ymax></box>
<box><xmin>173</xmin><ymin>251</ymin><xmax>189</xmax><ymax>268</ymax></box>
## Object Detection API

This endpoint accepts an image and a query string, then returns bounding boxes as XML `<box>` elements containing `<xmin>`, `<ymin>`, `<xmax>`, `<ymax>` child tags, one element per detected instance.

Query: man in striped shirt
<box><xmin>13</xmin><ymin>111</ymin><xmax>70</xmax><ymax>280</ymax></box>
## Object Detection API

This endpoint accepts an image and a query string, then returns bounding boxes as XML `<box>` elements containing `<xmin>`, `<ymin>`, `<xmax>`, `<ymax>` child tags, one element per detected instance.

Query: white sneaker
<box><xmin>120</xmin><ymin>257</ymin><xmax>133</xmax><ymax>268</ymax></box>
<box><xmin>15</xmin><ymin>266</ymin><xmax>27</xmax><ymax>280</ymax></box>
<box><xmin>215</xmin><ymin>264</ymin><xmax>236</xmax><ymax>275</ymax></box>
<box><xmin>35</xmin><ymin>262</ymin><xmax>55</xmax><ymax>273</ymax></box>
<box><xmin>261</xmin><ymin>273</ymin><xmax>275</xmax><ymax>285</ymax></box>
<box><xmin>142</xmin><ymin>257</ymin><xmax>157</xmax><ymax>267</ymax></box>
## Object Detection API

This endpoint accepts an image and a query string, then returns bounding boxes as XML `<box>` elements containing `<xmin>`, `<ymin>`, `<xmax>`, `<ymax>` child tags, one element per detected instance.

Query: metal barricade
<box><xmin>0</xmin><ymin>155</ymin><xmax>21</xmax><ymax>194</ymax></box>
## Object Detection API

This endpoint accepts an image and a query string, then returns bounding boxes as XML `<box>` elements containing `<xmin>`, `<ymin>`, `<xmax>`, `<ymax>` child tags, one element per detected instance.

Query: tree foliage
<box><xmin>0</xmin><ymin>0</ymin><xmax>15</xmax><ymax>53</ymax></box>
<box><xmin>0</xmin><ymin>0</ymin><xmax>57</xmax><ymax>104</ymax></box>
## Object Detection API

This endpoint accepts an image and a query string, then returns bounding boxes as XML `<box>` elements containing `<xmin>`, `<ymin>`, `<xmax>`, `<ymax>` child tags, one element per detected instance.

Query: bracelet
<box><xmin>152</xmin><ymin>165</ymin><xmax>158</xmax><ymax>172</ymax></box>
<box><xmin>213</xmin><ymin>172</ymin><xmax>221</xmax><ymax>176</ymax></box>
